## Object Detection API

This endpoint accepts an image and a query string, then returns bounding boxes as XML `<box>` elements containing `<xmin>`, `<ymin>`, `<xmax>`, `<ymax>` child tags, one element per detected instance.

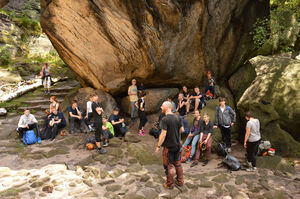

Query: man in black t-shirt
<box><xmin>155</xmin><ymin>101</ymin><xmax>184</xmax><ymax>189</ymax></box>
<box><xmin>91</xmin><ymin>94</ymin><xmax>107</xmax><ymax>154</ymax></box>
<box><xmin>109</xmin><ymin>107</ymin><xmax>127</xmax><ymax>137</ymax></box>
<box><xmin>186</xmin><ymin>86</ymin><xmax>206</xmax><ymax>112</ymax></box>
<box><xmin>68</xmin><ymin>100</ymin><xmax>88</xmax><ymax>134</ymax></box>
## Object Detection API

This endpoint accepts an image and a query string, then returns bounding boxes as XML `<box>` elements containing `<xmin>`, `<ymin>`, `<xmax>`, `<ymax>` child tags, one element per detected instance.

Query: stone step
<box><xmin>46</xmin><ymin>92</ymin><xmax>69</xmax><ymax>98</ymax></box>
<box><xmin>17</xmin><ymin>105</ymin><xmax>50</xmax><ymax>112</ymax></box>
<box><xmin>50</xmin><ymin>86</ymin><xmax>75</xmax><ymax>93</ymax></box>
<box><xmin>22</xmin><ymin>98</ymin><xmax>63</xmax><ymax>106</ymax></box>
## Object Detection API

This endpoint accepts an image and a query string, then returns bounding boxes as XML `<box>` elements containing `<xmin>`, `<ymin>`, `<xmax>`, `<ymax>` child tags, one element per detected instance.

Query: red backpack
<box><xmin>205</xmin><ymin>90</ymin><xmax>213</xmax><ymax>99</ymax></box>
<box><xmin>180</xmin><ymin>146</ymin><xmax>192</xmax><ymax>163</ymax></box>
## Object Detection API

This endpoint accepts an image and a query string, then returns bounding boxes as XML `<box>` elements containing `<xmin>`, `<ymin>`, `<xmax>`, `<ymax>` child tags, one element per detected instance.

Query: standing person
<box><xmin>109</xmin><ymin>107</ymin><xmax>127</xmax><ymax>137</ymax></box>
<box><xmin>49</xmin><ymin>96</ymin><xmax>61</xmax><ymax>113</ymax></box>
<box><xmin>138</xmin><ymin>82</ymin><xmax>146</xmax><ymax>95</ymax></box>
<box><xmin>244</xmin><ymin>111</ymin><xmax>261</xmax><ymax>172</ymax></box>
<box><xmin>102</xmin><ymin>115</ymin><xmax>114</xmax><ymax>147</ymax></box>
<box><xmin>136</xmin><ymin>91</ymin><xmax>148</xmax><ymax>136</ymax></box>
<box><xmin>68</xmin><ymin>100</ymin><xmax>88</xmax><ymax>134</ymax></box>
<box><xmin>85</xmin><ymin>94</ymin><xmax>94</xmax><ymax>131</ymax></box>
<box><xmin>40</xmin><ymin>63</ymin><xmax>51</xmax><ymax>94</ymax></box>
<box><xmin>48</xmin><ymin>107</ymin><xmax>66</xmax><ymax>141</ymax></box>
<box><xmin>205</xmin><ymin>71</ymin><xmax>215</xmax><ymax>98</ymax></box>
<box><xmin>128</xmin><ymin>79</ymin><xmax>138</xmax><ymax>123</ymax></box>
<box><xmin>182</xmin><ymin>86</ymin><xmax>190</xmax><ymax>114</ymax></box>
<box><xmin>187</xmin><ymin>86</ymin><xmax>205</xmax><ymax>112</ymax></box>
<box><xmin>17</xmin><ymin>109</ymin><xmax>41</xmax><ymax>143</ymax></box>
<box><xmin>214</xmin><ymin>97</ymin><xmax>236</xmax><ymax>153</ymax></box>
<box><xmin>191</xmin><ymin>113</ymin><xmax>213</xmax><ymax>167</ymax></box>
<box><xmin>91</xmin><ymin>94</ymin><xmax>107</xmax><ymax>154</ymax></box>
<box><xmin>176</xmin><ymin>93</ymin><xmax>187</xmax><ymax>117</ymax></box>
<box><xmin>182</xmin><ymin>110</ymin><xmax>202</xmax><ymax>162</ymax></box>
<box><xmin>167</xmin><ymin>96</ymin><xmax>176</xmax><ymax>113</ymax></box>
<box><xmin>155</xmin><ymin>101</ymin><xmax>184</xmax><ymax>189</ymax></box>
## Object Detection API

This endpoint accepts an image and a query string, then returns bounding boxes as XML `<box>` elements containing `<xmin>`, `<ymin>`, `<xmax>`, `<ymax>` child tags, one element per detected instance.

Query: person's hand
<box><xmin>204</xmin><ymin>139</ymin><xmax>208</xmax><ymax>144</ymax></box>
<box><xmin>244</xmin><ymin>142</ymin><xmax>247</xmax><ymax>148</ymax></box>
<box><xmin>188</xmin><ymin>133</ymin><xmax>193</xmax><ymax>138</ymax></box>
<box><xmin>25</xmin><ymin>124</ymin><xmax>29</xmax><ymax>129</ymax></box>
<box><xmin>155</xmin><ymin>147</ymin><xmax>160</xmax><ymax>155</ymax></box>
<box><xmin>231</xmin><ymin>123</ymin><xmax>234</xmax><ymax>126</ymax></box>
<box><xmin>120</xmin><ymin>118</ymin><xmax>124</xmax><ymax>123</ymax></box>
<box><xmin>78</xmin><ymin>116</ymin><xmax>82</xmax><ymax>120</ymax></box>
<box><xmin>213</xmin><ymin>125</ymin><xmax>218</xmax><ymax>129</ymax></box>
<box><xmin>84</xmin><ymin>115</ymin><xmax>88</xmax><ymax>119</ymax></box>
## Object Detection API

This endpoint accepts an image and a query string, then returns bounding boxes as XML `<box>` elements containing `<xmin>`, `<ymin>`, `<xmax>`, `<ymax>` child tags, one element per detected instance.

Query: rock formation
<box><xmin>40</xmin><ymin>0</ymin><xmax>269</xmax><ymax>95</ymax></box>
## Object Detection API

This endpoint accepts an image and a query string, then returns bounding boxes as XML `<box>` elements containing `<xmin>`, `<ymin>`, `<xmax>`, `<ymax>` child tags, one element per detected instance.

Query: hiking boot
<box><xmin>163</xmin><ymin>182</ymin><xmax>174</xmax><ymax>189</ymax></box>
<box><xmin>202</xmin><ymin>160</ymin><xmax>208</xmax><ymax>166</ymax></box>
<box><xmin>103</xmin><ymin>142</ymin><xmax>108</xmax><ymax>147</ymax></box>
<box><xmin>246</xmin><ymin>167</ymin><xmax>256</xmax><ymax>172</ymax></box>
<box><xmin>190</xmin><ymin>162</ymin><xmax>198</xmax><ymax>168</ymax></box>
<box><xmin>97</xmin><ymin>148</ymin><xmax>107</xmax><ymax>154</ymax></box>
<box><xmin>186</xmin><ymin>158</ymin><xmax>192</xmax><ymax>163</ymax></box>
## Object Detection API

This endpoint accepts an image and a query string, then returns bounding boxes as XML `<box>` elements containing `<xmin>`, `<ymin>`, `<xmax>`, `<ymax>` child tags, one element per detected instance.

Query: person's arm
<box><xmin>18</xmin><ymin>116</ymin><xmax>27</xmax><ymax>128</ymax></box>
<box><xmin>244</xmin><ymin>127</ymin><xmax>251</xmax><ymax>148</ymax></box>
<box><xmin>199</xmin><ymin>132</ymin><xmax>203</xmax><ymax>143</ymax></box>
<box><xmin>140</xmin><ymin>101</ymin><xmax>144</xmax><ymax>111</ymax></box>
<box><xmin>31</xmin><ymin>115</ymin><xmax>38</xmax><ymax>124</ymax></box>
<box><xmin>95</xmin><ymin>107</ymin><xmax>103</xmax><ymax>115</ymax></box>
<box><xmin>229</xmin><ymin>107</ymin><xmax>236</xmax><ymax>125</ymax></box>
<box><xmin>155</xmin><ymin>129</ymin><xmax>167</xmax><ymax>154</ymax></box>
<box><xmin>54</xmin><ymin>119</ymin><xmax>62</xmax><ymax>124</ymax></box>
<box><xmin>76</xmin><ymin>107</ymin><xmax>82</xmax><ymax>118</ymax></box>
<box><xmin>102</xmin><ymin>125</ymin><xmax>108</xmax><ymax>130</ymax></box>
<box><xmin>204</xmin><ymin>133</ymin><xmax>211</xmax><ymax>144</ymax></box>
<box><xmin>204</xmin><ymin>122</ymin><xmax>213</xmax><ymax>143</ymax></box>
<box><xmin>128</xmin><ymin>87</ymin><xmax>133</xmax><ymax>96</ymax></box>
<box><xmin>214</xmin><ymin>108</ymin><xmax>219</xmax><ymax>128</ymax></box>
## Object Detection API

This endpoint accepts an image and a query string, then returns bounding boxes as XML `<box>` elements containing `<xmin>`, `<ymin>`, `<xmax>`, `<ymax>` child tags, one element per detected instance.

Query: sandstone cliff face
<box><xmin>40</xmin><ymin>0</ymin><xmax>269</xmax><ymax>95</ymax></box>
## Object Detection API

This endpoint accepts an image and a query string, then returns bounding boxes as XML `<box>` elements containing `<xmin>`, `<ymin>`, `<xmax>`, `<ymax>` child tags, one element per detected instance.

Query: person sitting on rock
<box><xmin>182</xmin><ymin>110</ymin><xmax>203</xmax><ymax>162</ymax></box>
<box><xmin>84</xmin><ymin>94</ymin><xmax>94</xmax><ymax>132</ymax></box>
<box><xmin>244</xmin><ymin>111</ymin><xmax>261</xmax><ymax>172</ymax></box>
<box><xmin>48</xmin><ymin>107</ymin><xmax>66</xmax><ymax>141</ymax></box>
<box><xmin>205</xmin><ymin>70</ymin><xmax>215</xmax><ymax>99</ymax></box>
<box><xmin>213</xmin><ymin>97</ymin><xmax>236</xmax><ymax>153</ymax></box>
<box><xmin>191</xmin><ymin>112</ymin><xmax>213</xmax><ymax>167</ymax></box>
<box><xmin>49</xmin><ymin>96</ymin><xmax>61</xmax><ymax>113</ymax></box>
<box><xmin>167</xmin><ymin>96</ymin><xmax>176</xmax><ymax>113</ymax></box>
<box><xmin>68</xmin><ymin>100</ymin><xmax>88</xmax><ymax>134</ymax></box>
<box><xmin>40</xmin><ymin>63</ymin><xmax>51</xmax><ymax>94</ymax></box>
<box><xmin>17</xmin><ymin>108</ymin><xmax>41</xmax><ymax>143</ymax></box>
<box><xmin>182</xmin><ymin>86</ymin><xmax>190</xmax><ymax>114</ymax></box>
<box><xmin>186</xmin><ymin>86</ymin><xmax>206</xmax><ymax>113</ymax></box>
<box><xmin>176</xmin><ymin>93</ymin><xmax>188</xmax><ymax>117</ymax></box>
<box><xmin>136</xmin><ymin>90</ymin><xmax>148</xmax><ymax>136</ymax></box>
<box><xmin>102</xmin><ymin>115</ymin><xmax>114</xmax><ymax>147</ymax></box>
<box><xmin>109</xmin><ymin>107</ymin><xmax>127</xmax><ymax>138</ymax></box>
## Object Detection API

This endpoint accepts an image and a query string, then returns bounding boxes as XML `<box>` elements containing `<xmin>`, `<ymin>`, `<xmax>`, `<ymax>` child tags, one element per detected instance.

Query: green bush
<box><xmin>0</xmin><ymin>47</ymin><xmax>12</xmax><ymax>66</ymax></box>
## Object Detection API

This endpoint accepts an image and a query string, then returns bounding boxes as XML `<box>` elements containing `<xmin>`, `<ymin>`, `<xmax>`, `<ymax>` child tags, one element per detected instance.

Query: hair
<box><xmin>102</xmin><ymin>115</ymin><xmax>108</xmax><ymax>119</ymax></box>
<box><xmin>167</xmin><ymin>96</ymin><xmax>172</xmax><ymax>100</ymax></box>
<box><xmin>113</xmin><ymin>107</ymin><xmax>120</xmax><ymax>112</ymax></box>
<box><xmin>219</xmin><ymin>97</ymin><xmax>226</xmax><ymax>102</ymax></box>
<box><xmin>24</xmin><ymin>108</ymin><xmax>29</xmax><ymax>112</ymax></box>
<box><xmin>245</xmin><ymin>111</ymin><xmax>253</xmax><ymax>118</ymax></box>
<box><xmin>194</xmin><ymin>86</ymin><xmax>199</xmax><ymax>89</ymax></box>
<box><xmin>206</xmin><ymin>70</ymin><xmax>212</xmax><ymax>75</ymax></box>
<box><xmin>203</xmin><ymin>112</ymin><xmax>209</xmax><ymax>117</ymax></box>
<box><xmin>72</xmin><ymin>100</ymin><xmax>78</xmax><ymax>104</ymax></box>
<box><xmin>50</xmin><ymin>96</ymin><xmax>62</xmax><ymax>111</ymax></box>
<box><xmin>195</xmin><ymin>109</ymin><xmax>200</xmax><ymax>114</ymax></box>
<box><xmin>90</xmin><ymin>93</ymin><xmax>97</xmax><ymax>98</ymax></box>
<box><xmin>162</xmin><ymin>101</ymin><xmax>172</xmax><ymax>110</ymax></box>
<box><xmin>132</xmin><ymin>79</ymin><xmax>136</xmax><ymax>82</ymax></box>
<box><xmin>45</xmin><ymin>63</ymin><xmax>48</xmax><ymax>67</ymax></box>
<box><xmin>182</xmin><ymin>85</ymin><xmax>187</xmax><ymax>89</ymax></box>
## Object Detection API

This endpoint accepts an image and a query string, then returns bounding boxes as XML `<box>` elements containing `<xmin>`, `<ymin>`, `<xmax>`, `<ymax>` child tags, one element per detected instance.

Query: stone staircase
<box><xmin>0</xmin><ymin>79</ymin><xmax>80</xmax><ymax>139</ymax></box>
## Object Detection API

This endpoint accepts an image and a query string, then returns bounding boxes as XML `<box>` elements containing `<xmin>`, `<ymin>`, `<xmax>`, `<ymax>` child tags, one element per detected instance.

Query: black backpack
<box><xmin>217</xmin><ymin>142</ymin><xmax>227</xmax><ymax>157</ymax></box>
<box><xmin>222</xmin><ymin>154</ymin><xmax>241</xmax><ymax>171</ymax></box>
<box><xmin>149</xmin><ymin>128</ymin><xmax>160</xmax><ymax>139</ymax></box>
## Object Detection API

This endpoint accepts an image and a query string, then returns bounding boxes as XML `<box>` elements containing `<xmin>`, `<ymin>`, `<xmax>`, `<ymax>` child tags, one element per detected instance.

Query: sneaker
<box><xmin>50</xmin><ymin>138</ymin><xmax>55</xmax><ymax>142</ymax></box>
<box><xmin>138</xmin><ymin>131</ymin><xmax>145</xmax><ymax>136</ymax></box>
<box><xmin>202</xmin><ymin>160</ymin><xmax>208</xmax><ymax>166</ymax></box>
<box><xmin>190</xmin><ymin>162</ymin><xmax>198</xmax><ymax>168</ymax></box>
<box><xmin>246</xmin><ymin>167</ymin><xmax>257</xmax><ymax>172</ymax></box>
<box><xmin>69</xmin><ymin>130</ymin><xmax>74</xmax><ymax>134</ymax></box>
<box><xmin>186</xmin><ymin>158</ymin><xmax>192</xmax><ymax>163</ymax></box>
<box><xmin>175</xmin><ymin>180</ymin><xmax>183</xmax><ymax>187</ymax></box>
<box><xmin>142</xmin><ymin>129</ymin><xmax>146</xmax><ymax>134</ymax></box>
<box><xmin>37</xmin><ymin>137</ymin><xmax>42</xmax><ymax>144</ymax></box>
<box><xmin>163</xmin><ymin>182</ymin><xmax>174</xmax><ymax>190</ymax></box>
<box><xmin>97</xmin><ymin>148</ymin><xmax>107</xmax><ymax>154</ymax></box>
<box><xmin>227</xmin><ymin>147</ymin><xmax>232</xmax><ymax>153</ymax></box>
<box><xmin>103</xmin><ymin>142</ymin><xmax>108</xmax><ymax>147</ymax></box>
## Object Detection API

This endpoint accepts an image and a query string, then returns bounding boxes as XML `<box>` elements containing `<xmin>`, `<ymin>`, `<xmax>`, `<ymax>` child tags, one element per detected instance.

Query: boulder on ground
<box><xmin>0</xmin><ymin>108</ymin><xmax>7</xmax><ymax>116</ymax></box>
<box><xmin>256</xmin><ymin>156</ymin><xmax>295</xmax><ymax>174</ymax></box>
<box><xmin>121</xmin><ymin>88</ymin><xmax>179</xmax><ymax>114</ymax></box>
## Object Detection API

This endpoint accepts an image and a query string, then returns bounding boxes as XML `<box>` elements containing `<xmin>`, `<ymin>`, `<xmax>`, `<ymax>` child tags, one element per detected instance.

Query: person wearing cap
<box><xmin>102</xmin><ymin>115</ymin><xmax>114</xmax><ymax>147</ymax></box>
<box><xmin>128</xmin><ymin>79</ymin><xmax>138</xmax><ymax>123</ymax></box>
<box><xmin>191</xmin><ymin>112</ymin><xmax>213</xmax><ymax>167</ymax></box>
<box><xmin>109</xmin><ymin>107</ymin><xmax>127</xmax><ymax>137</ymax></box>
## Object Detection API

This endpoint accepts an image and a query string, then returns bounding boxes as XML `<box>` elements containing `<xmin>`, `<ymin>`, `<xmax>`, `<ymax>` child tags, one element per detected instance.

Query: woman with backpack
<box><xmin>244</xmin><ymin>111</ymin><xmax>261</xmax><ymax>172</ymax></box>
<box><xmin>40</xmin><ymin>63</ymin><xmax>51</xmax><ymax>94</ymax></box>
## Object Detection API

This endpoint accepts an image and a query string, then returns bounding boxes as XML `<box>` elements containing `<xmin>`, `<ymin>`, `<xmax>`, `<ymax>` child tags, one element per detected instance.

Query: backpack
<box><xmin>149</xmin><ymin>128</ymin><xmax>160</xmax><ymax>139</ymax></box>
<box><xmin>222</xmin><ymin>155</ymin><xmax>241</xmax><ymax>171</ymax></box>
<box><xmin>40</xmin><ymin>127</ymin><xmax>51</xmax><ymax>140</ymax></box>
<box><xmin>23</xmin><ymin>130</ymin><xmax>37</xmax><ymax>145</ymax></box>
<box><xmin>205</xmin><ymin>90</ymin><xmax>213</xmax><ymax>100</ymax></box>
<box><xmin>83</xmin><ymin>135</ymin><xmax>96</xmax><ymax>147</ymax></box>
<box><xmin>180</xmin><ymin>146</ymin><xmax>192</xmax><ymax>163</ymax></box>
<box><xmin>217</xmin><ymin>142</ymin><xmax>227</xmax><ymax>157</ymax></box>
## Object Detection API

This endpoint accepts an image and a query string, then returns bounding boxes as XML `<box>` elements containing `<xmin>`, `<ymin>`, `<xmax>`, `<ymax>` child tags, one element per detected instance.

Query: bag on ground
<box><xmin>217</xmin><ymin>142</ymin><xmax>227</xmax><ymax>157</ymax></box>
<box><xmin>23</xmin><ymin>130</ymin><xmax>37</xmax><ymax>145</ymax></box>
<box><xmin>222</xmin><ymin>154</ymin><xmax>241</xmax><ymax>171</ymax></box>
<box><xmin>180</xmin><ymin>145</ymin><xmax>192</xmax><ymax>163</ymax></box>
<box><xmin>83</xmin><ymin>135</ymin><xmax>96</xmax><ymax>147</ymax></box>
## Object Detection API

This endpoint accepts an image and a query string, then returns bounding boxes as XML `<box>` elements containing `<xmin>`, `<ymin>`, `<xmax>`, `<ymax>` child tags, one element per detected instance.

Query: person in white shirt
<box><xmin>17</xmin><ymin>109</ymin><xmax>40</xmax><ymax>138</ymax></box>
<box><xmin>84</xmin><ymin>94</ymin><xmax>94</xmax><ymax>131</ymax></box>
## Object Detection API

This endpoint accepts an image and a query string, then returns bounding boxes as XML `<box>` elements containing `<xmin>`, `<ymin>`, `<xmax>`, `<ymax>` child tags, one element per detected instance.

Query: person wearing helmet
<box><xmin>191</xmin><ymin>112</ymin><xmax>213</xmax><ymax>167</ymax></box>
<box><xmin>244</xmin><ymin>111</ymin><xmax>261</xmax><ymax>172</ymax></box>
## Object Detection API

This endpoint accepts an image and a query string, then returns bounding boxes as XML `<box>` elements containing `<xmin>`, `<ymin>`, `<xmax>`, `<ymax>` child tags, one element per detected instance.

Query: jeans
<box><xmin>50</xmin><ymin>123</ymin><xmax>65</xmax><ymax>139</ymax></box>
<box><xmin>220</xmin><ymin>126</ymin><xmax>232</xmax><ymax>148</ymax></box>
<box><xmin>205</xmin><ymin>85</ymin><xmax>215</xmax><ymax>95</ymax></box>
<box><xmin>102</xmin><ymin>129</ymin><xmax>114</xmax><ymax>140</ymax></box>
<box><xmin>130</xmin><ymin>101</ymin><xmax>137</xmax><ymax>119</ymax></box>
<box><xmin>247</xmin><ymin>140</ymin><xmax>260</xmax><ymax>167</ymax></box>
<box><xmin>182</xmin><ymin>134</ymin><xmax>200</xmax><ymax>158</ymax></box>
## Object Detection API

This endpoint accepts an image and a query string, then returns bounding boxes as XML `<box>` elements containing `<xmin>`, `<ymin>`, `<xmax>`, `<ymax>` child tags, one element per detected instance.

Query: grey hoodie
<box><xmin>215</xmin><ymin>105</ymin><xmax>236</xmax><ymax>127</ymax></box>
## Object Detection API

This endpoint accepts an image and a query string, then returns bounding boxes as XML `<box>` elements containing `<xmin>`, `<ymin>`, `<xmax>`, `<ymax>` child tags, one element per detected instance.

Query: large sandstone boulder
<box><xmin>40</xmin><ymin>0</ymin><xmax>269</xmax><ymax>95</ymax></box>
<box><xmin>121</xmin><ymin>88</ymin><xmax>178</xmax><ymax>114</ymax></box>
<box><xmin>237</xmin><ymin>55</ymin><xmax>300</xmax><ymax>157</ymax></box>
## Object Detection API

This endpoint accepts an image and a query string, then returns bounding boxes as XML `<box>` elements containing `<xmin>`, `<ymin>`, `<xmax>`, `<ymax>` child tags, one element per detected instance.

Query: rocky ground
<box><xmin>0</xmin><ymin>80</ymin><xmax>299</xmax><ymax>199</ymax></box>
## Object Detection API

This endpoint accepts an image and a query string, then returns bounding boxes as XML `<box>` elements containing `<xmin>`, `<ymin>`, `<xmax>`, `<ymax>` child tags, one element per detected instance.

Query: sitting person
<box><xmin>48</xmin><ymin>107</ymin><xmax>66</xmax><ymax>141</ymax></box>
<box><xmin>17</xmin><ymin>109</ymin><xmax>41</xmax><ymax>143</ymax></box>
<box><xmin>109</xmin><ymin>107</ymin><xmax>127</xmax><ymax>137</ymax></box>
<box><xmin>84</xmin><ymin>94</ymin><xmax>94</xmax><ymax>131</ymax></box>
<box><xmin>68</xmin><ymin>100</ymin><xmax>88</xmax><ymax>134</ymax></box>
<box><xmin>176</xmin><ymin>93</ymin><xmax>188</xmax><ymax>117</ymax></box>
<box><xmin>182</xmin><ymin>86</ymin><xmax>190</xmax><ymax>114</ymax></box>
<box><xmin>49</xmin><ymin>96</ymin><xmax>61</xmax><ymax>113</ymax></box>
<box><xmin>187</xmin><ymin>86</ymin><xmax>205</xmax><ymax>112</ymax></box>
<box><xmin>205</xmin><ymin>70</ymin><xmax>215</xmax><ymax>99</ymax></box>
<box><xmin>167</xmin><ymin>96</ymin><xmax>176</xmax><ymax>113</ymax></box>
<box><xmin>191</xmin><ymin>112</ymin><xmax>213</xmax><ymax>167</ymax></box>
<box><xmin>102</xmin><ymin>115</ymin><xmax>114</xmax><ymax>147</ymax></box>
<box><xmin>182</xmin><ymin>110</ymin><xmax>202</xmax><ymax>162</ymax></box>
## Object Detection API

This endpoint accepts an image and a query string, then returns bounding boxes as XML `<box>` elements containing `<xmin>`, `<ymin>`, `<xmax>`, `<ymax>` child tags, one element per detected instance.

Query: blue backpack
<box><xmin>23</xmin><ymin>130</ymin><xmax>37</xmax><ymax>145</ymax></box>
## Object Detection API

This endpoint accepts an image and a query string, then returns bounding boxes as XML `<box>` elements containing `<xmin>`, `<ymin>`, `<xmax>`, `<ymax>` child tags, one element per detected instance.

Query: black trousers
<box><xmin>138</xmin><ymin>111</ymin><xmax>148</xmax><ymax>130</ymax></box>
<box><xmin>69</xmin><ymin>117</ymin><xmax>88</xmax><ymax>132</ymax></box>
<box><xmin>84</xmin><ymin>112</ymin><xmax>93</xmax><ymax>126</ymax></box>
<box><xmin>220</xmin><ymin>126</ymin><xmax>232</xmax><ymax>148</ymax></box>
<box><xmin>246</xmin><ymin>140</ymin><xmax>260</xmax><ymax>167</ymax></box>
<box><xmin>50</xmin><ymin>123</ymin><xmax>66</xmax><ymax>139</ymax></box>
<box><xmin>103</xmin><ymin>129</ymin><xmax>114</xmax><ymax>140</ymax></box>
<box><xmin>94</xmin><ymin>119</ymin><xmax>103</xmax><ymax>142</ymax></box>
<box><xmin>17</xmin><ymin>123</ymin><xmax>40</xmax><ymax>138</ymax></box>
